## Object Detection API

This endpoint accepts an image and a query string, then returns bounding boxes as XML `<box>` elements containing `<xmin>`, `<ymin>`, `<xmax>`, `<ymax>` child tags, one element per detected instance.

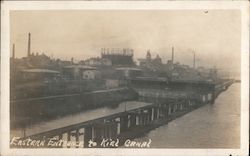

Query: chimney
<box><xmin>27</xmin><ymin>33</ymin><xmax>31</xmax><ymax>57</ymax></box>
<box><xmin>172</xmin><ymin>47</ymin><xmax>174</xmax><ymax>63</ymax></box>
<box><xmin>12</xmin><ymin>44</ymin><xmax>15</xmax><ymax>59</ymax></box>
<box><xmin>193</xmin><ymin>51</ymin><xmax>196</xmax><ymax>69</ymax></box>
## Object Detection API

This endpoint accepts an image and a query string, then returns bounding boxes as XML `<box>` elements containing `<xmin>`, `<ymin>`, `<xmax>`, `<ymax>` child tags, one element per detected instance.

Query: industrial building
<box><xmin>101</xmin><ymin>48</ymin><xmax>135</xmax><ymax>66</ymax></box>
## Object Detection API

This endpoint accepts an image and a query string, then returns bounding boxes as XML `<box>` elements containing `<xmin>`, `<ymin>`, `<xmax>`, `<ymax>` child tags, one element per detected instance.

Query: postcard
<box><xmin>1</xmin><ymin>1</ymin><xmax>249</xmax><ymax>156</ymax></box>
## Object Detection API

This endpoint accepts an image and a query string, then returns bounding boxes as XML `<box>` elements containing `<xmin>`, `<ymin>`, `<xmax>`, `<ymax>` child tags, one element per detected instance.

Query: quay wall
<box><xmin>11</xmin><ymin>81</ymin><xmax>235</xmax><ymax>148</ymax></box>
<box><xmin>11</xmin><ymin>92</ymin><xmax>207</xmax><ymax>148</ymax></box>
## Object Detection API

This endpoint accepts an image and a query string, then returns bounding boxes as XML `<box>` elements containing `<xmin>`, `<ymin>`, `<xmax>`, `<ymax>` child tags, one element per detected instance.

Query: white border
<box><xmin>1</xmin><ymin>1</ymin><xmax>249</xmax><ymax>156</ymax></box>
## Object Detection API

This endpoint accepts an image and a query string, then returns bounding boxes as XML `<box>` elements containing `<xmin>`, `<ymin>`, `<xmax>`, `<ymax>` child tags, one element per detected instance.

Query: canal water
<box><xmin>11</xmin><ymin>101</ymin><xmax>151</xmax><ymax>138</ymax></box>
<box><xmin>134</xmin><ymin>83</ymin><xmax>240</xmax><ymax>148</ymax></box>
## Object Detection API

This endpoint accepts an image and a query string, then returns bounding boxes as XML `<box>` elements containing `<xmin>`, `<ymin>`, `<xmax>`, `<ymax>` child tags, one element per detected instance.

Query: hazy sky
<box><xmin>10</xmin><ymin>10</ymin><xmax>241</xmax><ymax>72</ymax></box>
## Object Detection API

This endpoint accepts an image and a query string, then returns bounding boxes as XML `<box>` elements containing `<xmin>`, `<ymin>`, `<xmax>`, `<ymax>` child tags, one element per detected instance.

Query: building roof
<box><xmin>21</xmin><ymin>69</ymin><xmax>60</xmax><ymax>74</ymax></box>
<box><xmin>171</xmin><ymin>79</ymin><xmax>214</xmax><ymax>84</ymax></box>
<box><xmin>116</xmin><ymin>67</ymin><xmax>142</xmax><ymax>71</ymax></box>
<box><xmin>131</xmin><ymin>76</ymin><xmax>167</xmax><ymax>82</ymax></box>
<box><xmin>63</xmin><ymin>65</ymin><xmax>96</xmax><ymax>70</ymax></box>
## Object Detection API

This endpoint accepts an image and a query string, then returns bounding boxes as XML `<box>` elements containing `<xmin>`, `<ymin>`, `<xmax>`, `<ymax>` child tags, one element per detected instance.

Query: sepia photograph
<box><xmin>1</xmin><ymin>1</ymin><xmax>249</xmax><ymax>156</ymax></box>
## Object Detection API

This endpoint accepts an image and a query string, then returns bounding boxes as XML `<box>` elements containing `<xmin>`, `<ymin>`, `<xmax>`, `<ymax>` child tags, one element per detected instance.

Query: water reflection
<box><xmin>134</xmin><ymin>83</ymin><xmax>240</xmax><ymax>148</ymax></box>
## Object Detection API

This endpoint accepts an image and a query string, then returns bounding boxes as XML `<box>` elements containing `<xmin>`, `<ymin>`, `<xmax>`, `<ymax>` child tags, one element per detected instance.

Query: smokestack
<box><xmin>27</xmin><ymin>33</ymin><xmax>31</xmax><ymax>57</ymax></box>
<box><xmin>172</xmin><ymin>47</ymin><xmax>174</xmax><ymax>63</ymax></box>
<box><xmin>12</xmin><ymin>44</ymin><xmax>15</xmax><ymax>59</ymax></box>
<box><xmin>193</xmin><ymin>51</ymin><xmax>196</xmax><ymax>69</ymax></box>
